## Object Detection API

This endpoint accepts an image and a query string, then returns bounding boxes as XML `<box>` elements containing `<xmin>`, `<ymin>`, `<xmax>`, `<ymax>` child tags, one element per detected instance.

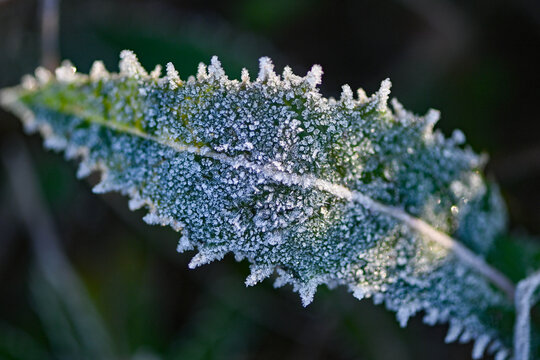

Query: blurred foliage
<box><xmin>0</xmin><ymin>0</ymin><xmax>539</xmax><ymax>359</ymax></box>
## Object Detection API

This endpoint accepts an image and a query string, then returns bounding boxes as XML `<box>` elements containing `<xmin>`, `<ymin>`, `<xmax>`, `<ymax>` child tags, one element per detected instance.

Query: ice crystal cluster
<box><xmin>0</xmin><ymin>51</ymin><xmax>517</xmax><ymax>359</ymax></box>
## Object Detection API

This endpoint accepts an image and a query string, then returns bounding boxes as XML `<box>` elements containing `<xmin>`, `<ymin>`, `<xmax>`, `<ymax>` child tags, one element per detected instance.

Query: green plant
<box><xmin>1</xmin><ymin>50</ymin><xmax>539</xmax><ymax>359</ymax></box>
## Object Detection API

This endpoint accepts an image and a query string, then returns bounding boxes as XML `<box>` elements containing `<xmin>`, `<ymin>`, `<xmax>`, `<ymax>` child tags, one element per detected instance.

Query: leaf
<box><xmin>0</xmin><ymin>50</ymin><xmax>518</xmax><ymax>359</ymax></box>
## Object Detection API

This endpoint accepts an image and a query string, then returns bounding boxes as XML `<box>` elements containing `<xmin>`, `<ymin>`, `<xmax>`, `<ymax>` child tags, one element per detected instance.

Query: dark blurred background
<box><xmin>0</xmin><ymin>0</ymin><xmax>539</xmax><ymax>359</ymax></box>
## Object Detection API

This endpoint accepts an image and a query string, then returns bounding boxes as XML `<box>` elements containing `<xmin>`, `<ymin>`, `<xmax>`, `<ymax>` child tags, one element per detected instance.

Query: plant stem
<box><xmin>40</xmin><ymin>0</ymin><xmax>60</xmax><ymax>70</ymax></box>
<box><xmin>514</xmin><ymin>270</ymin><xmax>540</xmax><ymax>360</ymax></box>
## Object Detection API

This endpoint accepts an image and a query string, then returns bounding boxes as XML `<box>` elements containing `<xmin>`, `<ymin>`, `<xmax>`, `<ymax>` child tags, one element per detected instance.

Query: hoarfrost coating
<box><xmin>0</xmin><ymin>50</ymin><xmax>513</xmax><ymax>359</ymax></box>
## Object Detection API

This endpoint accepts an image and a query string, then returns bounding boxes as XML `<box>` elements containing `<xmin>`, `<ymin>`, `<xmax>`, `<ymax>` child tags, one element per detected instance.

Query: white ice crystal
<box><xmin>119</xmin><ymin>50</ymin><xmax>148</xmax><ymax>78</ymax></box>
<box><xmin>375</xmin><ymin>78</ymin><xmax>391</xmax><ymax>112</ymax></box>
<box><xmin>55</xmin><ymin>61</ymin><xmax>78</xmax><ymax>83</ymax></box>
<box><xmin>208</xmin><ymin>56</ymin><xmax>226</xmax><ymax>80</ymax></box>
<box><xmin>305</xmin><ymin>64</ymin><xmax>323</xmax><ymax>88</ymax></box>
<box><xmin>90</xmin><ymin>60</ymin><xmax>109</xmax><ymax>81</ymax></box>
<box><xmin>165</xmin><ymin>62</ymin><xmax>181</xmax><ymax>90</ymax></box>
<box><xmin>34</xmin><ymin>66</ymin><xmax>53</xmax><ymax>84</ymax></box>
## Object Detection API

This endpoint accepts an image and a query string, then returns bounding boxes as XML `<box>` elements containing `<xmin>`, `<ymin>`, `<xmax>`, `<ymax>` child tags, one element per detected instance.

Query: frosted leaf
<box><xmin>0</xmin><ymin>50</ymin><xmax>519</xmax><ymax>359</ymax></box>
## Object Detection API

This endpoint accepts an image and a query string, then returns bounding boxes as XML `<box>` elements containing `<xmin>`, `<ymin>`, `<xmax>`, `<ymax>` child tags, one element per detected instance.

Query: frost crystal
<box><xmin>208</xmin><ymin>56</ymin><xmax>226</xmax><ymax>80</ymax></box>
<box><xmin>165</xmin><ymin>62</ymin><xmax>181</xmax><ymax>90</ymax></box>
<box><xmin>305</xmin><ymin>65</ymin><xmax>323</xmax><ymax>88</ymax></box>
<box><xmin>241</xmin><ymin>68</ymin><xmax>250</xmax><ymax>84</ymax></box>
<box><xmin>0</xmin><ymin>50</ymin><xmax>517</xmax><ymax>359</ymax></box>
<box><xmin>375</xmin><ymin>78</ymin><xmax>391</xmax><ymax>112</ymax></box>
<box><xmin>150</xmin><ymin>64</ymin><xmax>162</xmax><ymax>79</ymax></box>
<box><xmin>119</xmin><ymin>50</ymin><xmax>148</xmax><ymax>78</ymax></box>
<box><xmin>90</xmin><ymin>60</ymin><xmax>109</xmax><ymax>81</ymax></box>
<box><xmin>35</xmin><ymin>66</ymin><xmax>53</xmax><ymax>84</ymax></box>
<box><xmin>257</xmin><ymin>56</ymin><xmax>277</xmax><ymax>83</ymax></box>
<box><xmin>55</xmin><ymin>61</ymin><xmax>77</xmax><ymax>83</ymax></box>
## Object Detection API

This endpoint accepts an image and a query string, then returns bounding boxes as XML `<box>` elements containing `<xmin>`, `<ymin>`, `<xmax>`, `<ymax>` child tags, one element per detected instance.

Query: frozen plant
<box><xmin>1</xmin><ymin>50</ymin><xmax>539</xmax><ymax>359</ymax></box>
